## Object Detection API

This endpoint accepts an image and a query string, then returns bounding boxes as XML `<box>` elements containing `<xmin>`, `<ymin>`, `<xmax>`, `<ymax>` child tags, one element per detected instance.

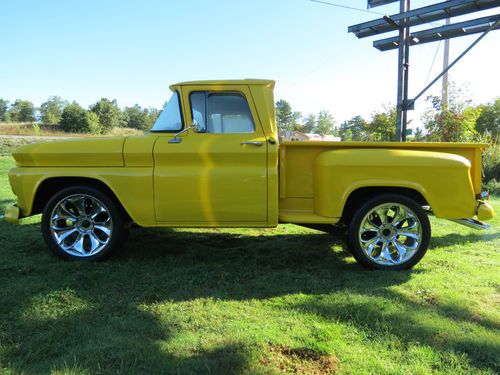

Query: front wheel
<box><xmin>42</xmin><ymin>186</ymin><xmax>128</xmax><ymax>260</ymax></box>
<box><xmin>347</xmin><ymin>194</ymin><xmax>431</xmax><ymax>270</ymax></box>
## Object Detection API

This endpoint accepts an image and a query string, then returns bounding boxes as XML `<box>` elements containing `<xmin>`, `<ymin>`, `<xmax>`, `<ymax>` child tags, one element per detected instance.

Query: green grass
<box><xmin>0</xmin><ymin>155</ymin><xmax>499</xmax><ymax>374</ymax></box>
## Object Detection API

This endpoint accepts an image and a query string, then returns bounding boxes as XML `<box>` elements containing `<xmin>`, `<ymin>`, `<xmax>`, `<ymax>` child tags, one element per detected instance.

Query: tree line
<box><xmin>275</xmin><ymin>88</ymin><xmax>499</xmax><ymax>143</ymax></box>
<box><xmin>1</xmin><ymin>85</ymin><xmax>498</xmax><ymax>142</ymax></box>
<box><xmin>0</xmin><ymin>97</ymin><xmax>160</xmax><ymax>134</ymax></box>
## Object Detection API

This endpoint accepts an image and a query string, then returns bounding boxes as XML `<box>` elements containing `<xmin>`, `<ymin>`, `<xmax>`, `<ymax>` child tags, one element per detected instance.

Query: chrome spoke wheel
<box><xmin>49</xmin><ymin>194</ymin><xmax>113</xmax><ymax>257</ymax></box>
<box><xmin>358</xmin><ymin>202</ymin><xmax>422</xmax><ymax>266</ymax></box>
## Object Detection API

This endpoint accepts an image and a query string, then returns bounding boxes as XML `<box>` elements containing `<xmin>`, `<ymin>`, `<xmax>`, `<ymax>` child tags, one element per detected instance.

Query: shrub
<box><xmin>484</xmin><ymin>179</ymin><xmax>500</xmax><ymax>196</ymax></box>
<box><xmin>483</xmin><ymin>143</ymin><xmax>500</xmax><ymax>183</ymax></box>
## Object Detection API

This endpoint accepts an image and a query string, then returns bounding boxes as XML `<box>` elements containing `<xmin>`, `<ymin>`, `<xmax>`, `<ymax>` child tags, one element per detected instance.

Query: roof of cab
<box><xmin>170</xmin><ymin>79</ymin><xmax>275</xmax><ymax>90</ymax></box>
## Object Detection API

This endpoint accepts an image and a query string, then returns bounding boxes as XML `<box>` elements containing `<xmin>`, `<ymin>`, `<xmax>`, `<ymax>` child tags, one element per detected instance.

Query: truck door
<box><xmin>153</xmin><ymin>85</ymin><xmax>268</xmax><ymax>226</ymax></box>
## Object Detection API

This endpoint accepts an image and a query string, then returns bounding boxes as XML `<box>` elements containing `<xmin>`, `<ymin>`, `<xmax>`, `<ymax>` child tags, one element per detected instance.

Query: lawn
<box><xmin>0</xmin><ymin>154</ymin><xmax>499</xmax><ymax>374</ymax></box>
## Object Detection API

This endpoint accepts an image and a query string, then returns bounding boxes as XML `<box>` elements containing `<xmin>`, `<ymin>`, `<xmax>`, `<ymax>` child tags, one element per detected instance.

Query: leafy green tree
<box><xmin>367</xmin><ymin>107</ymin><xmax>397</xmax><ymax>141</ymax></box>
<box><xmin>342</xmin><ymin>128</ymin><xmax>353</xmax><ymax>141</ymax></box>
<box><xmin>413</xmin><ymin>127</ymin><xmax>425</xmax><ymax>142</ymax></box>
<box><xmin>0</xmin><ymin>99</ymin><xmax>9</xmax><ymax>122</ymax></box>
<box><xmin>302</xmin><ymin>114</ymin><xmax>316</xmax><ymax>133</ymax></box>
<box><xmin>8</xmin><ymin>99</ymin><xmax>36</xmax><ymax>122</ymax></box>
<box><xmin>60</xmin><ymin>103</ymin><xmax>101</xmax><ymax>134</ymax></box>
<box><xmin>422</xmin><ymin>83</ymin><xmax>479</xmax><ymax>142</ymax></box>
<box><xmin>90</xmin><ymin>98</ymin><xmax>122</xmax><ymax>133</ymax></box>
<box><xmin>40</xmin><ymin>96</ymin><xmax>67</xmax><ymax>125</ymax></box>
<box><xmin>422</xmin><ymin>95</ymin><xmax>478</xmax><ymax>142</ymax></box>
<box><xmin>275</xmin><ymin>99</ymin><xmax>301</xmax><ymax>132</ymax></box>
<box><xmin>316</xmin><ymin>110</ymin><xmax>336</xmax><ymax>137</ymax></box>
<box><xmin>123</xmin><ymin>104</ymin><xmax>147</xmax><ymax>129</ymax></box>
<box><xmin>146</xmin><ymin>108</ymin><xmax>160</xmax><ymax>128</ymax></box>
<box><xmin>124</xmin><ymin>105</ymin><xmax>159</xmax><ymax>130</ymax></box>
<box><xmin>475</xmin><ymin>98</ymin><xmax>500</xmax><ymax>141</ymax></box>
<box><xmin>340</xmin><ymin>115</ymin><xmax>367</xmax><ymax>141</ymax></box>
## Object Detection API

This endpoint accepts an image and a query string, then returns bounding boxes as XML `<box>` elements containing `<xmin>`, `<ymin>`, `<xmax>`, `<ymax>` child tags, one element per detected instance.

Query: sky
<box><xmin>1</xmin><ymin>0</ymin><xmax>499</xmax><ymax>129</ymax></box>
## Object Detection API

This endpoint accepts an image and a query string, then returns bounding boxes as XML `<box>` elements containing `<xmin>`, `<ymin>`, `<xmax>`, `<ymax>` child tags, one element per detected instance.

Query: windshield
<box><xmin>151</xmin><ymin>92</ymin><xmax>183</xmax><ymax>132</ymax></box>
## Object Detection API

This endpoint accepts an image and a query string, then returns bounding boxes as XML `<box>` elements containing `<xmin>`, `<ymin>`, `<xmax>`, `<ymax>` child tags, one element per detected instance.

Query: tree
<box><xmin>367</xmin><ymin>107</ymin><xmax>397</xmax><ymax>141</ymax></box>
<box><xmin>413</xmin><ymin>127</ymin><xmax>425</xmax><ymax>142</ymax></box>
<box><xmin>302</xmin><ymin>113</ymin><xmax>316</xmax><ymax>133</ymax></box>
<box><xmin>0</xmin><ymin>99</ymin><xmax>9</xmax><ymax>122</ymax></box>
<box><xmin>60</xmin><ymin>103</ymin><xmax>100</xmax><ymax>134</ymax></box>
<box><xmin>475</xmin><ymin>98</ymin><xmax>500</xmax><ymax>141</ymax></box>
<box><xmin>422</xmin><ymin>83</ymin><xmax>479</xmax><ymax>142</ymax></box>
<box><xmin>8</xmin><ymin>99</ymin><xmax>35</xmax><ymax>122</ymax></box>
<box><xmin>422</xmin><ymin>95</ymin><xmax>478</xmax><ymax>142</ymax></box>
<box><xmin>124</xmin><ymin>105</ymin><xmax>145</xmax><ymax>129</ymax></box>
<box><xmin>146</xmin><ymin>108</ymin><xmax>160</xmax><ymax>128</ymax></box>
<box><xmin>90</xmin><ymin>98</ymin><xmax>122</xmax><ymax>133</ymax></box>
<box><xmin>275</xmin><ymin>99</ymin><xmax>301</xmax><ymax>132</ymax></box>
<box><xmin>316</xmin><ymin>110</ymin><xmax>336</xmax><ymax>137</ymax></box>
<box><xmin>40</xmin><ymin>96</ymin><xmax>67</xmax><ymax>125</ymax></box>
<box><xmin>340</xmin><ymin>115</ymin><xmax>367</xmax><ymax>141</ymax></box>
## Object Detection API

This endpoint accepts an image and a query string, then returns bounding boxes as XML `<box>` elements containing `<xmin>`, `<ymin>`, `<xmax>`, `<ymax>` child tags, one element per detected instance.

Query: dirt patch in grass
<box><xmin>261</xmin><ymin>343</ymin><xmax>339</xmax><ymax>374</ymax></box>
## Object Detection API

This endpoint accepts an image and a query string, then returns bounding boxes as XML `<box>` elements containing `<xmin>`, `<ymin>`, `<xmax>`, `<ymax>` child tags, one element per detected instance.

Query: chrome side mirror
<box><xmin>168</xmin><ymin>126</ymin><xmax>192</xmax><ymax>143</ymax></box>
<box><xmin>168</xmin><ymin>120</ymin><xmax>203</xmax><ymax>143</ymax></box>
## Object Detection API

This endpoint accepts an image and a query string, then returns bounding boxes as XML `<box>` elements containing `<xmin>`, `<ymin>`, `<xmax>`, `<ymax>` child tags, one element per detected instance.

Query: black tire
<box><xmin>347</xmin><ymin>194</ymin><xmax>431</xmax><ymax>270</ymax></box>
<box><xmin>41</xmin><ymin>186</ymin><xmax>129</xmax><ymax>261</ymax></box>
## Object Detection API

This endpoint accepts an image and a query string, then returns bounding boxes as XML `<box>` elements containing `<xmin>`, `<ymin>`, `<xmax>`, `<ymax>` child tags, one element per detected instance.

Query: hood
<box><xmin>12</xmin><ymin>137</ymin><xmax>126</xmax><ymax>167</ymax></box>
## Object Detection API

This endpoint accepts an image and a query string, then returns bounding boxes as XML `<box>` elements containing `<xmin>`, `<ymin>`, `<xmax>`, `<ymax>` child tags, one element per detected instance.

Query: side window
<box><xmin>189</xmin><ymin>92</ymin><xmax>255</xmax><ymax>134</ymax></box>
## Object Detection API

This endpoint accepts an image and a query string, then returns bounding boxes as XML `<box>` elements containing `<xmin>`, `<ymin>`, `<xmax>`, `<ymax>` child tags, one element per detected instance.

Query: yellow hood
<box><xmin>12</xmin><ymin>137</ymin><xmax>126</xmax><ymax>167</ymax></box>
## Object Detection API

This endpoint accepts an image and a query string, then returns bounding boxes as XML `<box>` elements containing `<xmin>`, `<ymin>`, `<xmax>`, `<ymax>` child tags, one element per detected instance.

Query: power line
<box><xmin>309</xmin><ymin>0</ymin><xmax>385</xmax><ymax>15</ymax></box>
<box><xmin>425</xmin><ymin>40</ymin><xmax>442</xmax><ymax>86</ymax></box>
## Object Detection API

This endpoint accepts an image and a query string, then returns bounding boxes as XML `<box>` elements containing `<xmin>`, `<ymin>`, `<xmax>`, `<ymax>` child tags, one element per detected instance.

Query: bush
<box><xmin>483</xmin><ymin>143</ymin><xmax>500</xmax><ymax>183</ymax></box>
<box><xmin>484</xmin><ymin>179</ymin><xmax>500</xmax><ymax>196</ymax></box>
<box><xmin>60</xmin><ymin>103</ymin><xmax>101</xmax><ymax>134</ymax></box>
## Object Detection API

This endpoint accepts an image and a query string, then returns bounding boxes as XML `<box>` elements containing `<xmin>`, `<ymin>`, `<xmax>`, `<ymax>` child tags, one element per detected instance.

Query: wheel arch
<box><xmin>341</xmin><ymin>186</ymin><xmax>428</xmax><ymax>223</ymax></box>
<box><xmin>33</xmin><ymin>177</ymin><xmax>131</xmax><ymax>222</ymax></box>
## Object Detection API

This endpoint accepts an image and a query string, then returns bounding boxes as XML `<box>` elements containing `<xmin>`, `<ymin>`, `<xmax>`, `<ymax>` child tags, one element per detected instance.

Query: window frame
<box><xmin>150</xmin><ymin>90</ymin><xmax>185</xmax><ymax>133</ymax></box>
<box><xmin>188</xmin><ymin>90</ymin><xmax>256</xmax><ymax>134</ymax></box>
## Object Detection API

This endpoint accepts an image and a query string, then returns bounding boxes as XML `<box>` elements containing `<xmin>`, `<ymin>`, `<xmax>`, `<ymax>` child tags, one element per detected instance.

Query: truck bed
<box><xmin>278</xmin><ymin>141</ymin><xmax>486</xmax><ymax>224</ymax></box>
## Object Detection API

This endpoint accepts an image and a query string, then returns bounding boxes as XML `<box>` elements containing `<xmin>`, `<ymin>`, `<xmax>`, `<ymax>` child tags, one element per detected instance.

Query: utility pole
<box><xmin>441</xmin><ymin>17</ymin><xmax>451</xmax><ymax>107</ymax></box>
<box><xmin>395</xmin><ymin>0</ymin><xmax>410</xmax><ymax>142</ymax></box>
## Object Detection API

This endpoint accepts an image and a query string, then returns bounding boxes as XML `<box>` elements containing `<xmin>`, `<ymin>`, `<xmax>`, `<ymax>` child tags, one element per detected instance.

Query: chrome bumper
<box><xmin>448</xmin><ymin>192</ymin><xmax>495</xmax><ymax>230</ymax></box>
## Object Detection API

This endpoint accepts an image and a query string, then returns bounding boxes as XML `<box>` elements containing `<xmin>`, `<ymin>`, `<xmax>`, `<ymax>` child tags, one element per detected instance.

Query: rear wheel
<box><xmin>42</xmin><ymin>186</ymin><xmax>128</xmax><ymax>260</ymax></box>
<box><xmin>347</xmin><ymin>194</ymin><xmax>430</xmax><ymax>270</ymax></box>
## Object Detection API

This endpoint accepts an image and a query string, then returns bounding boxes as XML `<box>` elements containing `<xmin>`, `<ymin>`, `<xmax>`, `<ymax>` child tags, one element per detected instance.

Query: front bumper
<box><xmin>4</xmin><ymin>204</ymin><xmax>20</xmax><ymax>224</ymax></box>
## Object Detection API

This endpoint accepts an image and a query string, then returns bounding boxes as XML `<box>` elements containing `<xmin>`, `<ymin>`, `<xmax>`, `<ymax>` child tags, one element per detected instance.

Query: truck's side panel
<box><xmin>279</xmin><ymin>141</ymin><xmax>486</xmax><ymax>222</ymax></box>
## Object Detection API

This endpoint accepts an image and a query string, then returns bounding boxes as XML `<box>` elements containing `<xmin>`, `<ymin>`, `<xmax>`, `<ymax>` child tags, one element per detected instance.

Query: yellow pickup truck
<box><xmin>5</xmin><ymin>79</ymin><xmax>495</xmax><ymax>269</ymax></box>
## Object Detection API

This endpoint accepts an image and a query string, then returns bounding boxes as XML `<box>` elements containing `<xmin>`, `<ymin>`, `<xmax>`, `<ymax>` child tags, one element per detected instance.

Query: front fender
<box><xmin>313</xmin><ymin>148</ymin><xmax>477</xmax><ymax>219</ymax></box>
<box><xmin>8</xmin><ymin>167</ymin><xmax>155</xmax><ymax>226</ymax></box>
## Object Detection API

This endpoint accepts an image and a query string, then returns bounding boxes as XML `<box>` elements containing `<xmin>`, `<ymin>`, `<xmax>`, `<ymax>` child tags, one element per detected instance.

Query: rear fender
<box><xmin>313</xmin><ymin>148</ymin><xmax>476</xmax><ymax>219</ymax></box>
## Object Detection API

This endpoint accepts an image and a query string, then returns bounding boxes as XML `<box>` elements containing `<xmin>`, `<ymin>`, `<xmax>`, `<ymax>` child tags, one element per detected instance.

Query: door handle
<box><xmin>240</xmin><ymin>141</ymin><xmax>263</xmax><ymax>147</ymax></box>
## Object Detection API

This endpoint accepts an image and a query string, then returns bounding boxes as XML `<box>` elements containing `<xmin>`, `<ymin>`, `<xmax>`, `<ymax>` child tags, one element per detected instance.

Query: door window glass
<box><xmin>189</xmin><ymin>92</ymin><xmax>255</xmax><ymax>134</ymax></box>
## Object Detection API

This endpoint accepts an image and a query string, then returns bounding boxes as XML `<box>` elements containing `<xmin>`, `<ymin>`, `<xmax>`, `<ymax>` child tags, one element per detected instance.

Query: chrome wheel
<box><xmin>49</xmin><ymin>194</ymin><xmax>113</xmax><ymax>257</ymax></box>
<box><xmin>358</xmin><ymin>203</ymin><xmax>422</xmax><ymax>266</ymax></box>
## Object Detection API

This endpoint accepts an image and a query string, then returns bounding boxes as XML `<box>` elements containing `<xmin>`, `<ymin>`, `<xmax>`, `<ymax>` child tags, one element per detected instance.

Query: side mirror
<box><xmin>192</xmin><ymin>119</ymin><xmax>204</xmax><ymax>133</ymax></box>
<box><xmin>168</xmin><ymin>120</ymin><xmax>204</xmax><ymax>143</ymax></box>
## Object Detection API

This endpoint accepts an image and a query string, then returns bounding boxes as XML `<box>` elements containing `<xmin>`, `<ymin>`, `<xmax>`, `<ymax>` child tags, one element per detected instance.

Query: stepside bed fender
<box><xmin>313</xmin><ymin>148</ymin><xmax>477</xmax><ymax>219</ymax></box>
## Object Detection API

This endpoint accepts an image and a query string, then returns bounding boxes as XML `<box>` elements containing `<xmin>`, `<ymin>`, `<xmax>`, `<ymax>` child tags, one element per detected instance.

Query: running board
<box><xmin>450</xmin><ymin>218</ymin><xmax>491</xmax><ymax>230</ymax></box>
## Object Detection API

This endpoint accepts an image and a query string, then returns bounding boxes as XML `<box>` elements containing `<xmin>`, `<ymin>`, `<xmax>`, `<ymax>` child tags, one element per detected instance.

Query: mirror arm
<box><xmin>168</xmin><ymin>126</ymin><xmax>192</xmax><ymax>143</ymax></box>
